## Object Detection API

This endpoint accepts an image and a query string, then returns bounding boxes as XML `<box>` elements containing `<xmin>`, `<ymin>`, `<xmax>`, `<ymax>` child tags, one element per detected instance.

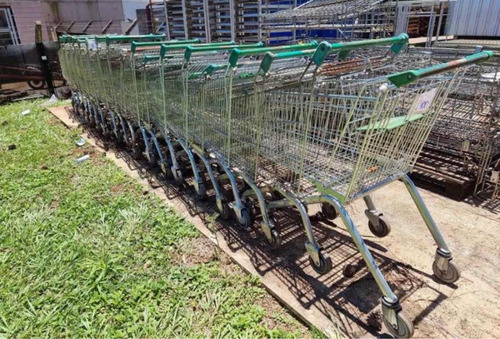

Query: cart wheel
<box><xmin>432</xmin><ymin>260</ymin><xmax>460</xmax><ymax>284</ymax></box>
<box><xmin>383</xmin><ymin>309</ymin><xmax>414</xmax><ymax>338</ymax></box>
<box><xmin>161</xmin><ymin>163</ymin><xmax>173</xmax><ymax>179</ymax></box>
<box><xmin>266</xmin><ymin>228</ymin><xmax>282</xmax><ymax>249</ymax></box>
<box><xmin>115</xmin><ymin>130</ymin><xmax>123</xmax><ymax>144</ymax></box>
<box><xmin>174</xmin><ymin>169</ymin><xmax>184</xmax><ymax>185</ymax></box>
<box><xmin>131</xmin><ymin>145</ymin><xmax>142</xmax><ymax>160</ymax></box>
<box><xmin>321</xmin><ymin>203</ymin><xmax>338</xmax><ymax>220</ymax></box>
<box><xmin>219</xmin><ymin>201</ymin><xmax>231</xmax><ymax>220</ymax></box>
<box><xmin>27</xmin><ymin>80</ymin><xmax>45</xmax><ymax>89</ymax></box>
<box><xmin>196</xmin><ymin>182</ymin><xmax>207</xmax><ymax>201</ymax></box>
<box><xmin>368</xmin><ymin>217</ymin><xmax>391</xmax><ymax>238</ymax></box>
<box><xmin>237</xmin><ymin>208</ymin><xmax>253</xmax><ymax>230</ymax></box>
<box><xmin>148</xmin><ymin>150</ymin><xmax>157</xmax><ymax>166</ymax></box>
<box><xmin>309</xmin><ymin>250</ymin><xmax>332</xmax><ymax>275</ymax></box>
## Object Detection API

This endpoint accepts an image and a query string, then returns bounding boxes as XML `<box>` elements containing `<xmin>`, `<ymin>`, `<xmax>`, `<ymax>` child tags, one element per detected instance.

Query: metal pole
<box><xmin>163</xmin><ymin>0</ymin><xmax>171</xmax><ymax>40</ymax></box>
<box><xmin>35</xmin><ymin>21</ymin><xmax>54</xmax><ymax>95</ymax></box>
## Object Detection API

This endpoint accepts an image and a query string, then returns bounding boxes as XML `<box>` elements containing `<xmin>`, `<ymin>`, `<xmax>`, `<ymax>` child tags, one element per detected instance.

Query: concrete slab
<box><xmin>47</xmin><ymin>105</ymin><xmax>500</xmax><ymax>338</ymax></box>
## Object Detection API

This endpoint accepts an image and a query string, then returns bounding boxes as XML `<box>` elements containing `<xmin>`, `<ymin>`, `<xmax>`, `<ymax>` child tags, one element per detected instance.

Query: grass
<box><xmin>0</xmin><ymin>100</ymin><xmax>319</xmax><ymax>338</ymax></box>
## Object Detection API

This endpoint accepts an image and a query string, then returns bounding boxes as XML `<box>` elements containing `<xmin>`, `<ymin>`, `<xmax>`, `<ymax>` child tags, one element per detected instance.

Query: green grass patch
<box><xmin>0</xmin><ymin>101</ymin><xmax>315</xmax><ymax>338</ymax></box>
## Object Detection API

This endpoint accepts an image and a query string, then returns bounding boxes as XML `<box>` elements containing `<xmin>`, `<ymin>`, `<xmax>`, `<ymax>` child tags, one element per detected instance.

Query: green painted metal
<box><xmin>131</xmin><ymin>38</ymin><xmax>200</xmax><ymax>53</ymax></box>
<box><xmin>184</xmin><ymin>42</ymin><xmax>263</xmax><ymax>61</ymax></box>
<box><xmin>160</xmin><ymin>41</ymin><xmax>234</xmax><ymax>59</ymax></box>
<box><xmin>387</xmin><ymin>51</ymin><xmax>494</xmax><ymax>87</ymax></box>
<box><xmin>357</xmin><ymin>114</ymin><xmax>424</xmax><ymax>131</ymax></box>
<box><xmin>228</xmin><ymin>42</ymin><xmax>318</xmax><ymax>67</ymax></box>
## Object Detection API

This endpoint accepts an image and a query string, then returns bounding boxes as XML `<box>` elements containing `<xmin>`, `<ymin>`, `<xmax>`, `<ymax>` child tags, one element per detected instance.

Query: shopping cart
<box><xmin>250</xmin><ymin>48</ymin><xmax>493</xmax><ymax>337</ymax></box>
<box><xmin>133</xmin><ymin>42</ymin><xmax>262</xmax><ymax>199</ymax></box>
<box><xmin>183</xmin><ymin>42</ymin><xmax>321</xmax><ymax>224</ymax></box>
<box><xmin>214</xmin><ymin>35</ymin><xmax>409</xmax><ymax>249</ymax></box>
<box><xmin>61</xmin><ymin>34</ymin><xmax>168</xmax><ymax>143</ymax></box>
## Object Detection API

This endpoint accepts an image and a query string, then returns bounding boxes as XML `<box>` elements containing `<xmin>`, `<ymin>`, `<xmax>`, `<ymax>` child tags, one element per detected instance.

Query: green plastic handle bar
<box><xmin>143</xmin><ymin>55</ymin><xmax>161</xmax><ymax>64</ymax></box>
<box><xmin>259</xmin><ymin>34</ymin><xmax>410</xmax><ymax>73</ymax></box>
<box><xmin>184</xmin><ymin>42</ymin><xmax>264</xmax><ymax>61</ymax></box>
<box><xmin>131</xmin><ymin>38</ymin><xmax>200</xmax><ymax>53</ymax></box>
<box><xmin>228</xmin><ymin>41</ymin><xmax>318</xmax><ymax>67</ymax></box>
<box><xmin>259</xmin><ymin>49</ymin><xmax>316</xmax><ymax>74</ymax></box>
<box><xmin>105</xmin><ymin>34</ymin><xmax>166</xmax><ymax>45</ymax></box>
<box><xmin>203</xmin><ymin>64</ymin><xmax>228</xmax><ymax>75</ymax></box>
<box><xmin>160</xmin><ymin>41</ymin><xmax>235</xmax><ymax>59</ymax></box>
<box><xmin>387</xmin><ymin>51</ymin><xmax>494</xmax><ymax>87</ymax></box>
<box><xmin>311</xmin><ymin>33</ymin><xmax>409</xmax><ymax>66</ymax></box>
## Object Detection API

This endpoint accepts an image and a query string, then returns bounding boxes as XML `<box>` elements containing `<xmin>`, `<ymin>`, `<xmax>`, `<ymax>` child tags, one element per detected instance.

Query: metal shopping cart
<box><xmin>249</xmin><ymin>47</ymin><xmax>493</xmax><ymax>337</ymax></box>
<box><xmin>216</xmin><ymin>35</ymin><xmax>409</xmax><ymax>252</ymax></box>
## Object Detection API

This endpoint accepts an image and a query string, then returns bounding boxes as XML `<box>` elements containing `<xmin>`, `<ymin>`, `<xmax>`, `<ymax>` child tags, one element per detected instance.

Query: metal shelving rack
<box><xmin>260</xmin><ymin>0</ymin><xmax>396</xmax><ymax>43</ymax></box>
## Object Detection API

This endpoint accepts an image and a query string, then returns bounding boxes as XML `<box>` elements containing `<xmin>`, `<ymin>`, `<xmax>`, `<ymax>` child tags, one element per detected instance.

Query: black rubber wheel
<box><xmin>131</xmin><ymin>145</ymin><xmax>142</xmax><ymax>160</ymax></box>
<box><xmin>383</xmin><ymin>310</ymin><xmax>414</xmax><ymax>338</ymax></box>
<box><xmin>432</xmin><ymin>260</ymin><xmax>461</xmax><ymax>284</ymax></box>
<box><xmin>161</xmin><ymin>162</ymin><xmax>173</xmax><ymax>179</ymax></box>
<box><xmin>27</xmin><ymin>80</ymin><xmax>45</xmax><ymax>89</ymax></box>
<box><xmin>368</xmin><ymin>217</ymin><xmax>391</xmax><ymax>238</ymax></box>
<box><xmin>237</xmin><ymin>208</ymin><xmax>253</xmax><ymax>230</ymax></box>
<box><xmin>218</xmin><ymin>201</ymin><xmax>231</xmax><ymax>220</ymax></box>
<box><xmin>266</xmin><ymin>228</ymin><xmax>282</xmax><ymax>249</ymax></box>
<box><xmin>321</xmin><ymin>203</ymin><xmax>338</xmax><ymax>220</ymax></box>
<box><xmin>196</xmin><ymin>182</ymin><xmax>207</xmax><ymax>201</ymax></box>
<box><xmin>174</xmin><ymin>169</ymin><xmax>184</xmax><ymax>185</ymax></box>
<box><xmin>147</xmin><ymin>149</ymin><xmax>157</xmax><ymax>166</ymax></box>
<box><xmin>309</xmin><ymin>251</ymin><xmax>333</xmax><ymax>275</ymax></box>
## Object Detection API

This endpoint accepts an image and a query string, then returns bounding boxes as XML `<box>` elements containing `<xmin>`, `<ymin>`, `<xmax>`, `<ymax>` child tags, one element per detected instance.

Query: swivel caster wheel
<box><xmin>195</xmin><ymin>182</ymin><xmax>207</xmax><ymax>201</ymax></box>
<box><xmin>266</xmin><ymin>229</ymin><xmax>282</xmax><ymax>249</ymax></box>
<box><xmin>264</xmin><ymin>218</ymin><xmax>282</xmax><ymax>249</ymax></box>
<box><xmin>218</xmin><ymin>201</ymin><xmax>231</xmax><ymax>220</ymax></box>
<box><xmin>432</xmin><ymin>260</ymin><xmax>460</xmax><ymax>284</ymax></box>
<box><xmin>309</xmin><ymin>250</ymin><xmax>333</xmax><ymax>275</ymax></box>
<box><xmin>321</xmin><ymin>203</ymin><xmax>338</xmax><ymax>220</ymax></box>
<box><xmin>160</xmin><ymin>163</ymin><xmax>173</xmax><ymax>180</ymax></box>
<box><xmin>383</xmin><ymin>309</ymin><xmax>414</xmax><ymax>338</ymax></box>
<box><xmin>131</xmin><ymin>146</ymin><xmax>142</xmax><ymax>160</ymax></box>
<box><xmin>237</xmin><ymin>208</ymin><xmax>253</xmax><ymax>230</ymax></box>
<box><xmin>368</xmin><ymin>216</ymin><xmax>391</xmax><ymax>238</ymax></box>
<box><xmin>172</xmin><ymin>168</ymin><xmax>184</xmax><ymax>185</ymax></box>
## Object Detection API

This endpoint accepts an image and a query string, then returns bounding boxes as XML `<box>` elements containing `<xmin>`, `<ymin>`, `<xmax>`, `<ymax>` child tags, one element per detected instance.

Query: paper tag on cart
<box><xmin>87</xmin><ymin>39</ymin><xmax>97</xmax><ymax>50</ymax></box>
<box><xmin>492</xmin><ymin>171</ymin><xmax>500</xmax><ymax>184</ymax></box>
<box><xmin>410</xmin><ymin>88</ymin><xmax>438</xmax><ymax>116</ymax></box>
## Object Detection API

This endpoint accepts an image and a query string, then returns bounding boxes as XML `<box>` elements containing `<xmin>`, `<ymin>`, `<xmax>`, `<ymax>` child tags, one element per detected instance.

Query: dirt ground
<box><xmin>50</xmin><ymin>106</ymin><xmax>500</xmax><ymax>338</ymax></box>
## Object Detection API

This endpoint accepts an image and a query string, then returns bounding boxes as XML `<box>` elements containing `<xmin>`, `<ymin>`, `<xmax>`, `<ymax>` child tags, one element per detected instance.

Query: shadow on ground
<box><xmin>68</xmin><ymin>108</ymin><xmax>453</xmax><ymax>337</ymax></box>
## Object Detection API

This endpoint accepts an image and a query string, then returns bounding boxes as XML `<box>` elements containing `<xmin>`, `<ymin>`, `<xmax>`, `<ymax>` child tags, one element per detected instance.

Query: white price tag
<box><xmin>410</xmin><ymin>88</ymin><xmax>437</xmax><ymax>116</ymax></box>
<box><xmin>87</xmin><ymin>40</ymin><xmax>97</xmax><ymax>50</ymax></box>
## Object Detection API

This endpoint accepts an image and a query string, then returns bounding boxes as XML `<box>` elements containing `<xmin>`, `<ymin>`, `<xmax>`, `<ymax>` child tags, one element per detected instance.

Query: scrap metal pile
<box><xmin>59</xmin><ymin>33</ymin><xmax>493</xmax><ymax>338</ymax></box>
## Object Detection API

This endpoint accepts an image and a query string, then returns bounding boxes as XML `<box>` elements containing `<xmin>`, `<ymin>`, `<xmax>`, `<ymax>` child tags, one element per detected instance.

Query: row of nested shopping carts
<box><xmin>58</xmin><ymin>33</ymin><xmax>493</xmax><ymax>338</ymax></box>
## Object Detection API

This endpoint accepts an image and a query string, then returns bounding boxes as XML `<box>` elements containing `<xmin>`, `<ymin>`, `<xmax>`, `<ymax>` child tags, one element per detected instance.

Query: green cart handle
<box><xmin>311</xmin><ymin>33</ymin><xmax>409</xmax><ymax>66</ymax></box>
<box><xmin>184</xmin><ymin>42</ymin><xmax>264</xmax><ymax>61</ymax></box>
<box><xmin>203</xmin><ymin>64</ymin><xmax>228</xmax><ymax>75</ymax></box>
<box><xmin>160</xmin><ymin>41</ymin><xmax>235</xmax><ymax>59</ymax></box>
<box><xmin>387</xmin><ymin>51</ymin><xmax>494</xmax><ymax>87</ymax></box>
<box><xmin>259</xmin><ymin>34</ymin><xmax>410</xmax><ymax>74</ymax></box>
<box><xmin>131</xmin><ymin>39</ymin><xmax>200</xmax><ymax>53</ymax></box>
<box><xmin>142</xmin><ymin>55</ymin><xmax>161</xmax><ymax>64</ymax></box>
<box><xmin>104</xmin><ymin>34</ymin><xmax>166</xmax><ymax>45</ymax></box>
<box><xmin>228</xmin><ymin>41</ymin><xmax>318</xmax><ymax>67</ymax></box>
